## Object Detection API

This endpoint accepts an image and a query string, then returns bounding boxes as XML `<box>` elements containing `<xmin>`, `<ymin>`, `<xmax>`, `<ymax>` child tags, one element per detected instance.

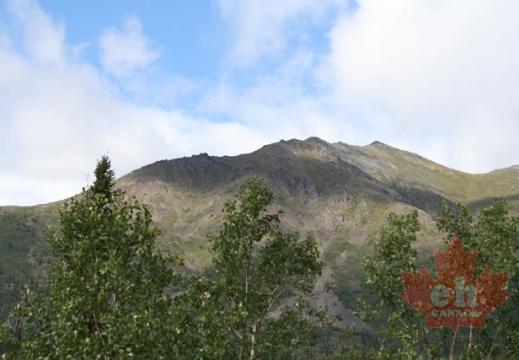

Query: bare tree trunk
<box><xmin>250</xmin><ymin>323</ymin><xmax>257</xmax><ymax>360</ymax></box>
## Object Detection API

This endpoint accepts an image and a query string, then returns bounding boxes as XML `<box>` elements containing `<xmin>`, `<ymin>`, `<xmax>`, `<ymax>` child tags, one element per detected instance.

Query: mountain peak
<box><xmin>120</xmin><ymin>136</ymin><xmax>519</xmax><ymax>210</ymax></box>
<box><xmin>369</xmin><ymin>140</ymin><xmax>390</xmax><ymax>148</ymax></box>
<box><xmin>305</xmin><ymin>136</ymin><xmax>329</xmax><ymax>145</ymax></box>
<box><xmin>280</xmin><ymin>137</ymin><xmax>339</xmax><ymax>162</ymax></box>
<box><xmin>280</xmin><ymin>136</ymin><xmax>330</xmax><ymax>147</ymax></box>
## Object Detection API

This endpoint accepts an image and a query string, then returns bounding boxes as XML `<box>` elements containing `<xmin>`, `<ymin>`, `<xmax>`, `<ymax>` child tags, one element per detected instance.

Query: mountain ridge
<box><xmin>122</xmin><ymin>136</ymin><xmax>519</xmax><ymax>211</ymax></box>
<box><xmin>2</xmin><ymin>137</ymin><xmax>519</xmax><ymax>329</ymax></box>
<box><xmin>125</xmin><ymin>136</ymin><xmax>519</xmax><ymax>191</ymax></box>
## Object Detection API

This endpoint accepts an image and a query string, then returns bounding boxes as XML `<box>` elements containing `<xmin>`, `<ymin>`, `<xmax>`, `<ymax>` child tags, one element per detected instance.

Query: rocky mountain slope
<box><xmin>2</xmin><ymin>137</ymin><xmax>519</xmax><ymax>327</ymax></box>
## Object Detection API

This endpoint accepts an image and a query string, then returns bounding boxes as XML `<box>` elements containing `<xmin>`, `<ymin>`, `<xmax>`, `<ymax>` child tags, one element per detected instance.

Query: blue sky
<box><xmin>39</xmin><ymin>1</ymin><xmax>224</xmax><ymax>79</ymax></box>
<box><xmin>1</xmin><ymin>0</ymin><xmax>519</xmax><ymax>205</ymax></box>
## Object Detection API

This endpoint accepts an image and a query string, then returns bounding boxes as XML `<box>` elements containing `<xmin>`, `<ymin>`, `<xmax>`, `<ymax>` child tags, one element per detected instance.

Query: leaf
<box><xmin>401</xmin><ymin>234</ymin><xmax>511</xmax><ymax>333</ymax></box>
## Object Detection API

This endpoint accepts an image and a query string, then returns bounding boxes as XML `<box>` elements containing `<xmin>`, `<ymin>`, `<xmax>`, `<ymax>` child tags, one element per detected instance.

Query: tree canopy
<box><xmin>1</xmin><ymin>169</ymin><xmax>332</xmax><ymax>359</ymax></box>
<box><xmin>358</xmin><ymin>200</ymin><xmax>519</xmax><ymax>359</ymax></box>
<box><xmin>5</xmin><ymin>156</ymin><xmax>517</xmax><ymax>358</ymax></box>
<box><xmin>170</xmin><ymin>177</ymin><xmax>329</xmax><ymax>359</ymax></box>
<box><xmin>1</xmin><ymin>156</ymin><xmax>179</xmax><ymax>359</ymax></box>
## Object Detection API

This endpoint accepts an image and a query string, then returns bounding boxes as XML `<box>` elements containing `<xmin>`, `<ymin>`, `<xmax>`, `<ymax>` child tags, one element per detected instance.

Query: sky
<box><xmin>1</xmin><ymin>0</ymin><xmax>519</xmax><ymax>206</ymax></box>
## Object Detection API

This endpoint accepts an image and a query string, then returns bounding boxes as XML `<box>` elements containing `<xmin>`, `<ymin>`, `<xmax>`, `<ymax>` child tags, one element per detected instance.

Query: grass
<box><xmin>0</xmin><ymin>207</ymin><xmax>51</xmax><ymax>280</ymax></box>
<box><xmin>0</xmin><ymin>206</ymin><xmax>56</xmax><ymax>308</ymax></box>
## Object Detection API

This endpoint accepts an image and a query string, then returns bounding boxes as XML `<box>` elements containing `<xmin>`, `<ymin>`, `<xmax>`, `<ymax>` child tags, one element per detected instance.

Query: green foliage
<box><xmin>1</xmin><ymin>156</ymin><xmax>179</xmax><ymax>359</ymax></box>
<box><xmin>91</xmin><ymin>156</ymin><xmax>115</xmax><ymax>198</ymax></box>
<box><xmin>0</xmin><ymin>171</ymin><xmax>341</xmax><ymax>359</ymax></box>
<box><xmin>357</xmin><ymin>200</ymin><xmax>519</xmax><ymax>359</ymax></box>
<box><xmin>359</xmin><ymin>210</ymin><xmax>442</xmax><ymax>359</ymax></box>
<box><xmin>0</xmin><ymin>208</ymin><xmax>49</xmax><ymax>307</ymax></box>
<box><xmin>171</xmin><ymin>177</ymin><xmax>329</xmax><ymax>359</ymax></box>
<box><xmin>436</xmin><ymin>198</ymin><xmax>519</xmax><ymax>358</ymax></box>
<box><xmin>364</xmin><ymin>211</ymin><xmax>420</xmax><ymax>309</ymax></box>
<box><xmin>323</xmin><ymin>329</ymin><xmax>375</xmax><ymax>359</ymax></box>
<box><xmin>436</xmin><ymin>201</ymin><xmax>473</xmax><ymax>244</ymax></box>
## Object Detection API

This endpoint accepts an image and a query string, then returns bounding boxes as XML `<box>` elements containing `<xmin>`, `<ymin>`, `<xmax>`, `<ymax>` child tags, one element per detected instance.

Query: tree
<box><xmin>436</xmin><ymin>199</ymin><xmax>519</xmax><ymax>358</ymax></box>
<box><xmin>171</xmin><ymin>177</ymin><xmax>329</xmax><ymax>359</ymax></box>
<box><xmin>358</xmin><ymin>210</ymin><xmax>443</xmax><ymax>359</ymax></box>
<box><xmin>359</xmin><ymin>200</ymin><xmax>519</xmax><ymax>359</ymax></box>
<box><xmin>1</xmin><ymin>156</ymin><xmax>179</xmax><ymax>359</ymax></box>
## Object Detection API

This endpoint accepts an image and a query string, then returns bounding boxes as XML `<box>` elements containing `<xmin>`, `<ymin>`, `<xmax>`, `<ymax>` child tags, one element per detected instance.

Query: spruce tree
<box><xmin>1</xmin><ymin>156</ymin><xmax>178</xmax><ymax>359</ymax></box>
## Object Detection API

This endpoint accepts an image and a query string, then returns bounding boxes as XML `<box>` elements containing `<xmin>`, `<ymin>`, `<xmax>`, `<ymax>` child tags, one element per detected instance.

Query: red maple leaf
<box><xmin>401</xmin><ymin>234</ymin><xmax>511</xmax><ymax>333</ymax></box>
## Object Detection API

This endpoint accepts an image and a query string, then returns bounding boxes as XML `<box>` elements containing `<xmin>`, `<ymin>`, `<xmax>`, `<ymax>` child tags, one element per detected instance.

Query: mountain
<box><xmin>2</xmin><ymin>137</ymin><xmax>519</xmax><ymax>328</ymax></box>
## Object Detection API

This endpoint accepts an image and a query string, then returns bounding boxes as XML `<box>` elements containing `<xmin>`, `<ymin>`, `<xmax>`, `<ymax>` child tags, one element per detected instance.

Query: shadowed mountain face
<box><xmin>123</xmin><ymin>137</ymin><xmax>456</xmax><ymax>212</ymax></box>
<box><xmin>2</xmin><ymin>137</ymin><xmax>519</xmax><ymax>328</ymax></box>
<box><xmin>124</xmin><ymin>136</ymin><xmax>519</xmax><ymax>215</ymax></box>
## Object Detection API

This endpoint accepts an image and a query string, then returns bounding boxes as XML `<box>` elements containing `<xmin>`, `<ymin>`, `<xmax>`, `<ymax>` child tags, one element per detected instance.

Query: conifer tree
<box><xmin>1</xmin><ymin>156</ymin><xmax>178</xmax><ymax>359</ymax></box>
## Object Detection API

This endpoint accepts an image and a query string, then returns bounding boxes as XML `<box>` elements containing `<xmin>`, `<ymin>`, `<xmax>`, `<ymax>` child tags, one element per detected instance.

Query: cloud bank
<box><xmin>327</xmin><ymin>0</ymin><xmax>519</xmax><ymax>171</ymax></box>
<box><xmin>0</xmin><ymin>1</ymin><xmax>267</xmax><ymax>205</ymax></box>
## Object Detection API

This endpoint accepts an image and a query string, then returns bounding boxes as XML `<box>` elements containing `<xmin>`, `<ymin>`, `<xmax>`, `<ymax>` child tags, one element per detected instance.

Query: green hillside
<box><xmin>1</xmin><ymin>137</ymin><xmax>518</xmax><ymax>328</ymax></box>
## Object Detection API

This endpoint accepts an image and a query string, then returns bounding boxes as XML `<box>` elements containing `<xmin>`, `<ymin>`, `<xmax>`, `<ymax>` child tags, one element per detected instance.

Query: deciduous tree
<box><xmin>172</xmin><ymin>177</ymin><xmax>328</xmax><ymax>359</ymax></box>
<box><xmin>359</xmin><ymin>200</ymin><xmax>519</xmax><ymax>359</ymax></box>
<box><xmin>359</xmin><ymin>210</ymin><xmax>442</xmax><ymax>359</ymax></box>
<box><xmin>436</xmin><ymin>199</ymin><xmax>519</xmax><ymax>358</ymax></box>
<box><xmin>1</xmin><ymin>156</ymin><xmax>179</xmax><ymax>359</ymax></box>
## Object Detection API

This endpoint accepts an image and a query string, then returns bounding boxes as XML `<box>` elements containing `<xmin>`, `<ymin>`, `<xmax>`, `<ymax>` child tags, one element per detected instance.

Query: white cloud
<box><xmin>3</xmin><ymin>0</ymin><xmax>519</xmax><ymax>206</ymax></box>
<box><xmin>99</xmin><ymin>16</ymin><xmax>160</xmax><ymax>77</ymax></box>
<box><xmin>7</xmin><ymin>0</ymin><xmax>66</xmax><ymax>65</ymax></box>
<box><xmin>197</xmin><ymin>54</ymin><xmax>365</xmax><ymax>147</ymax></box>
<box><xmin>217</xmin><ymin>0</ymin><xmax>343</xmax><ymax>64</ymax></box>
<box><xmin>0</xmin><ymin>2</ymin><xmax>270</xmax><ymax>206</ymax></box>
<box><xmin>208</xmin><ymin>0</ymin><xmax>519</xmax><ymax>173</ymax></box>
<box><xmin>327</xmin><ymin>0</ymin><xmax>519</xmax><ymax>172</ymax></box>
